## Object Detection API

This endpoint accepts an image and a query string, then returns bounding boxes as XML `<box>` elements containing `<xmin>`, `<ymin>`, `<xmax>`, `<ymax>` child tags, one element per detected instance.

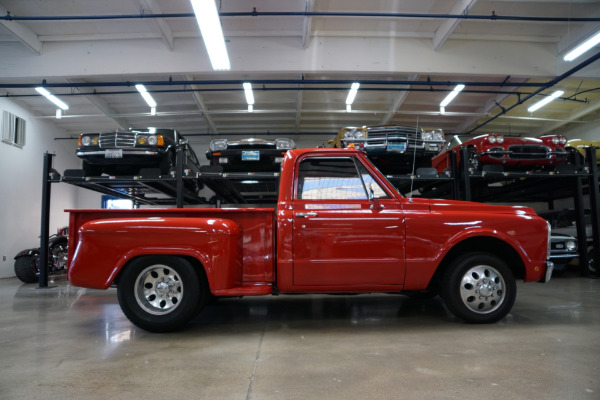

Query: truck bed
<box><xmin>67</xmin><ymin>208</ymin><xmax>276</xmax><ymax>289</ymax></box>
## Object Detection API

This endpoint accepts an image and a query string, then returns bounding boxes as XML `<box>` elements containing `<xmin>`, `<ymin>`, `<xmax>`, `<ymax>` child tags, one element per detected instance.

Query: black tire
<box><xmin>117</xmin><ymin>256</ymin><xmax>207</xmax><ymax>332</ymax></box>
<box><xmin>442</xmin><ymin>253</ymin><xmax>516</xmax><ymax>323</ymax></box>
<box><xmin>82</xmin><ymin>161</ymin><xmax>102</xmax><ymax>176</ymax></box>
<box><xmin>14</xmin><ymin>255</ymin><xmax>39</xmax><ymax>283</ymax></box>
<box><xmin>467</xmin><ymin>148</ymin><xmax>481</xmax><ymax>171</ymax></box>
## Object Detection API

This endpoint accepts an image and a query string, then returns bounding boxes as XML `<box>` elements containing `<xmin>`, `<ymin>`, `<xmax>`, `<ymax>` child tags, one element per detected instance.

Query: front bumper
<box><xmin>541</xmin><ymin>261</ymin><xmax>554</xmax><ymax>283</ymax></box>
<box><xmin>76</xmin><ymin>148</ymin><xmax>168</xmax><ymax>165</ymax></box>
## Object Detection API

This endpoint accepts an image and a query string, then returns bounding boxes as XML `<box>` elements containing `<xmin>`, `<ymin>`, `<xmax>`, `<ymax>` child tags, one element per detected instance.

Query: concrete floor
<box><xmin>0</xmin><ymin>271</ymin><xmax>598</xmax><ymax>400</ymax></box>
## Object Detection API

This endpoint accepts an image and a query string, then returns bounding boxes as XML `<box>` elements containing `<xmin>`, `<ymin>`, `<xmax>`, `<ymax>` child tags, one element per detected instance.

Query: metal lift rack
<box><xmin>37</xmin><ymin>146</ymin><xmax>600</xmax><ymax>287</ymax></box>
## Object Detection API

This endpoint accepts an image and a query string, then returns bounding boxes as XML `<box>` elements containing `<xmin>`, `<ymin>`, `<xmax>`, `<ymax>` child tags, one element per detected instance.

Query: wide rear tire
<box><xmin>442</xmin><ymin>253</ymin><xmax>516</xmax><ymax>323</ymax></box>
<box><xmin>14</xmin><ymin>255</ymin><xmax>39</xmax><ymax>283</ymax></box>
<box><xmin>117</xmin><ymin>256</ymin><xmax>207</xmax><ymax>332</ymax></box>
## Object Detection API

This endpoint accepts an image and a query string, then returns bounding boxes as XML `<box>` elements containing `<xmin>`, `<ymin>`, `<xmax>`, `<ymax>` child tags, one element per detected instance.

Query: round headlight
<box><xmin>566</xmin><ymin>240</ymin><xmax>577</xmax><ymax>251</ymax></box>
<box><xmin>275</xmin><ymin>138</ymin><xmax>295</xmax><ymax>150</ymax></box>
<box><xmin>422</xmin><ymin>131</ymin><xmax>433</xmax><ymax>140</ymax></box>
<box><xmin>91</xmin><ymin>136</ymin><xmax>99</xmax><ymax>145</ymax></box>
<box><xmin>81</xmin><ymin>136</ymin><xmax>91</xmax><ymax>146</ymax></box>
<box><xmin>210</xmin><ymin>139</ymin><xmax>228</xmax><ymax>152</ymax></box>
<box><xmin>147</xmin><ymin>135</ymin><xmax>158</xmax><ymax>146</ymax></box>
<box><xmin>489</xmin><ymin>135</ymin><xmax>497</xmax><ymax>144</ymax></box>
<box><xmin>496</xmin><ymin>135</ymin><xmax>504</xmax><ymax>143</ymax></box>
<box><xmin>343</xmin><ymin>129</ymin><xmax>355</xmax><ymax>139</ymax></box>
<box><xmin>552</xmin><ymin>136</ymin><xmax>560</xmax><ymax>145</ymax></box>
<box><xmin>354</xmin><ymin>130</ymin><xmax>365</xmax><ymax>139</ymax></box>
<box><xmin>560</xmin><ymin>136</ymin><xmax>567</xmax><ymax>145</ymax></box>
<box><xmin>137</xmin><ymin>135</ymin><xmax>147</xmax><ymax>145</ymax></box>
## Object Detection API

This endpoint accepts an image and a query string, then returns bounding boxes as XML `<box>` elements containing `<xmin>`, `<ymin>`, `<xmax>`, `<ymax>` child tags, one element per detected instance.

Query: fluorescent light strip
<box><xmin>191</xmin><ymin>0</ymin><xmax>231</xmax><ymax>71</ymax></box>
<box><xmin>346</xmin><ymin>82</ymin><xmax>360</xmax><ymax>105</ymax></box>
<box><xmin>527</xmin><ymin>90</ymin><xmax>564</xmax><ymax>113</ymax></box>
<box><xmin>135</xmin><ymin>84</ymin><xmax>157</xmax><ymax>108</ymax></box>
<box><xmin>564</xmin><ymin>31</ymin><xmax>600</xmax><ymax>62</ymax></box>
<box><xmin>440</xmin><ymin>84</ymin><xmax>465</xmax><ymax>108</ymax></box>
<box><xmin>243</xmin><ymin>82</ymin><xmax>254</xmax><ymax>105</ymax></box>
<box><xmin>35</xmin><ymin>87</ymin><xmax>69</xmax><ymax>110</ymax></box>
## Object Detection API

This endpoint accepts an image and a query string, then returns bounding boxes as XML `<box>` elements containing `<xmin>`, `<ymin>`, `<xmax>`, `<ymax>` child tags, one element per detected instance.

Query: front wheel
<box><xmin>117</xmin><ymin>256</ymin><xmax>206</xmax><ymax>332</ymax></box>
<box><xmin>442</xmin><ymin>253</ymin><xmax>516</xmax><ymax>323</ymax></box>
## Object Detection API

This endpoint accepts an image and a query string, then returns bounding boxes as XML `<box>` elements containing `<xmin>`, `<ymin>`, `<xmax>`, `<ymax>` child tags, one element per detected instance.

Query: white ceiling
<box><xmin>0</xmin><ymin>0</ymin><xmax>599</xmax><ymax>144</ymax></box>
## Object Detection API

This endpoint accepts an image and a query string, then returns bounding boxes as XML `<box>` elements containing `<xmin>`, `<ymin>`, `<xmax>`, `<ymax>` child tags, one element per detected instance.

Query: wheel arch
<box><xmin>435</xmin><ymin>236</ymin><xmax>525</xmax><ymax>283</ymax></box>
<box><xmin>112</xmin><ymin>253</ymin><xmax>210</xmax><ymax>291</ymax></box>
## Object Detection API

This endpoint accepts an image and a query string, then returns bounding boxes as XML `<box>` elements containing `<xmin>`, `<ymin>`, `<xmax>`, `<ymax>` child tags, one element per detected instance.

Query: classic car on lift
<box><xmin>431</xmin><ymin>133</ymin><xmax>568</xmax><ymax>173</ymax></box>
<box><xmin>76</xmin><ymin>128</ymin><xmax>202</xmax><ymax>177</ymax></box>
<box><xmin>332</xmin><ymin>125</ymin><xmax>445</xmax><ymax>174</ymax></box>
<box><xmin>206</xmin><ymin>137</ymin><xmax>295</xmax><ymax>172</ymax></box>
<box><xmin>565</xmin><ymin>138</ymin><xmax>600</xmax><ymax>167</ymax></box>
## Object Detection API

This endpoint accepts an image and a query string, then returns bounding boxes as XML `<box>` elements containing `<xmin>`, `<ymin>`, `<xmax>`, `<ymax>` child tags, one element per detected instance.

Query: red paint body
<box><xmin>68</xmin><ymin>148</ymin><xmax>551</xmax><ymax>296</ymax></box>
<box><xmin>431</xmin><ymin>134</ymin><xmax>568</xmax><ymax>173</ymax></box>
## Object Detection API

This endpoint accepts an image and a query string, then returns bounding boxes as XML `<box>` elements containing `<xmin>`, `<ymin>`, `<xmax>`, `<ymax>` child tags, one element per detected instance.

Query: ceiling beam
<box><xmin>135</xmin><ymin>0</ymin><xmax>174</xmax><ymax>50</ymax></box>
<box><xmin>433</xmin><ymin>0</ymin><xmax>479</xmax><ymax>51</ymax></box>
<box><xmin>0</xmin><ymin>6</ymin><xmax>42</xmax><ymax>54</ymax></box>
<box><xmin>532</xmin><ymin>97</ymin><xmax>600</xmax><ymax>135</ymax></box>
<box><xmin>380</xmin><ymin>75</ymin><xmax>419</xmax><ymax>125</ymax></box>
<box><xmin>67</xmin><ymin>79</ymin><xmax>129</xmax><ymax>129</ymax></box>
<box><xmin>185</xmin><ymin>75</ymin><xmax>218</xmax><ymax>134</ymax></box>
<box><xmin>302</xmin><ymin>0</ymin><xmax>314</xmax><ymax>49</ymax></box>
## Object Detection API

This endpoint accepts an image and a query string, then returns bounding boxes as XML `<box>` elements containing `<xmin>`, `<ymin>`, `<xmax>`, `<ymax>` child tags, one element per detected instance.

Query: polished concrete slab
<box><xmin>0</xmin><ymin>271</ymin><xmax>598</xmax><ymax>400</ymax></box>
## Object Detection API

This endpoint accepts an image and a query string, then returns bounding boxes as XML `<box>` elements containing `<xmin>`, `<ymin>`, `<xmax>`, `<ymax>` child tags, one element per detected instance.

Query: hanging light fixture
<box><xmin>346</xmin><ymin>82</ymin><xmax>360</xmax><ymax>112</ymax></box>
<box><xmin>191</xmin><ymin>0</ymin><xmax>231</xmax><ymax>71</ymax></box>
<box><xmin>527</xmin><ymin>90</ymin><xmax>564</xmax><ymax>113</ymax></box>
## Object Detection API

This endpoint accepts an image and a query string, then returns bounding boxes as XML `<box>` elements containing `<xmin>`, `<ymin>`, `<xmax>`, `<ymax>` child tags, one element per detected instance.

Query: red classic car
<box><xmin>431</xmin><ymin>133</ymin><xmax>568</xmax><ymax>173</ymax></box>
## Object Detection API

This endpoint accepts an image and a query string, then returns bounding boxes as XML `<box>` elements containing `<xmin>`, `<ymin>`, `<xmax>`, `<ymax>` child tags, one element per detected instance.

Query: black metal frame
<box><xmin>37</xmin><ymin>145</ymin><xmax>600</xmax><ymax>287</ymax></box>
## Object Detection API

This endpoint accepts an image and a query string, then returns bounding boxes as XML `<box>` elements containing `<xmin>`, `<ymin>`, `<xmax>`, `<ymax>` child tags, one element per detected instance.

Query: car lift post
<box><xmin>587</xmin><ymin>146</ymin><xmax>600</xmax><ymax>275</ymax></box>
<box><xmin>574</xmin><ymin>175</ymin><xmax>589</xmax><ymax>276</ymax></box>
<box><xmin>450</xmin><ymin>150</ymin><xmax>459</xmax><ymax>200</ymax></box>
<box><xmin>460</xmin><ymin>146</ymin><xmax>472</xmax><ymax>201</ymax></box>
<box><xmin>38</xmin><ymin>152</ymin><xmax>53</xmax><ymax>288</ymax></box>
<box><xmin>176</xmin><ymin>141</ymin><xmax>184</xmax><ymax>208</ymax></box>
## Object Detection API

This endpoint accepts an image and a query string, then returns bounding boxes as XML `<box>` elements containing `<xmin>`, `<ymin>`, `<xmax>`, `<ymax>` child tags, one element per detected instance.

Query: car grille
<box><xmin>99</xmin><ymin>131</ymin><xmax>137</xmax><ymax>148</ymax></box>
<box><xmin>508</xmin><ymin>145</ymin><xmax>550</xmax><ymax>160</ymax></box>
<box><xmin>365</xmin><ymin>126</ymin><xmax>423</xmax><ymax>148</ymax></box>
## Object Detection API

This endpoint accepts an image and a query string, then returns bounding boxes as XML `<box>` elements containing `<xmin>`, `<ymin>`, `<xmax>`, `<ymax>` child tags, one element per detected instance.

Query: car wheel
<box><xmin>14</xmin><ymin>255</ymin><xmax>39</xmax><ymax>283</ymax></box>
<box><xmin>467</xmin><ymin>148</ymin><xmax>481</xmax><ymax>171</ymax></box>
<box><xmin>117</xmin><ymin>256</ymin><xmax>207</xmax><ymax>332</ymax></box>
<box><xmin>82</xmin><ymin>161</ymin><xmax>103</xmax><ymax>176</ymax></box>
<box><xmin>442</xmin><ymin>253</ymin><xmax>516</xmax><ymax>323</ymax></box>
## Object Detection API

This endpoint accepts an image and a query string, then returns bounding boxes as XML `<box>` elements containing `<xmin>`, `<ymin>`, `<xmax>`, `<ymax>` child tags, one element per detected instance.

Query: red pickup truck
<box><xmin>67</xmin><ymin>148</ymin><xmax>553</xmax><ymax>332</ymax></box>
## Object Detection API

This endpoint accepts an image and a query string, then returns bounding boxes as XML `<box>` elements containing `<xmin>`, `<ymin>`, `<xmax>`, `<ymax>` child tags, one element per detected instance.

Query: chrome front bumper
<box><xmin>541</xmin><ymin>261</ymin><xmax>554</xmax><ymax>283</ymax></box>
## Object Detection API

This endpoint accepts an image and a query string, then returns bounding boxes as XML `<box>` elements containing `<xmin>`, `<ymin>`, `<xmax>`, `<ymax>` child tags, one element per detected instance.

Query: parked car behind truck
<box><xmin>67</xmin><ymin>147</ymin><xmax>553</xmax><ymax>332</ymax></box>
<box><xmin>77</xmin><ymin>128</ymin><xmax>202</xmax><ymax>177</ymax></box>
<box><xmin>332</xmin><ymin>126</ymin><xmax>444</xmax><ymax>174</ymax></box>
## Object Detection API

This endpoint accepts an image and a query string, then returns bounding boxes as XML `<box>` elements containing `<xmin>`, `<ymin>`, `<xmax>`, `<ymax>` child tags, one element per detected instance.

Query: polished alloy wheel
<box><xmin>459</xmin><ymin>265</ymin><xmax>505</xmax><ymax>314</ymax></box>
<box><xmin>134</xmin><ymin>265</ymin><xmax>183</xmax><ymax>315</ymax></box>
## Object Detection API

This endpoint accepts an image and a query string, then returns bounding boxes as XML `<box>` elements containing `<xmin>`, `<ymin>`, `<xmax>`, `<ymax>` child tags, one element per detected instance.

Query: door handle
<box><xmin>295</xmin><ymin>212</ymin><xmax>318</xmax><ymax>218</ymax></box>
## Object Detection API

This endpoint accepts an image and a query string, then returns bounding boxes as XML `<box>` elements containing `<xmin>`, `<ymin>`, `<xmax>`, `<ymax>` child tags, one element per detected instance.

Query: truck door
<box><xmin>292</xmin><ymin>156</ymin><xmax>405</xmax><ymax>287</ymax></box>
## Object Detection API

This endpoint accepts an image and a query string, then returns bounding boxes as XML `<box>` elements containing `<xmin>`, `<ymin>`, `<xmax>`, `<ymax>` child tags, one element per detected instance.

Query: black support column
<box><xmin>587</xmin><ymin>147</ymin><xmax>600</xmax><ymax>275</ymax></box>
<box><xmin>38</xmin><ymin>152</ymin><xmax>53</xmax><ymax>288</ymax></box>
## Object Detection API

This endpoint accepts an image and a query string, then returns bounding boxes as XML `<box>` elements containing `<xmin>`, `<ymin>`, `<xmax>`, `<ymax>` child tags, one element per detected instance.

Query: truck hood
<box><xmin>407</xmin><ymin>197</ymin><xmax>538</xmax><ymax>216</ymax></box>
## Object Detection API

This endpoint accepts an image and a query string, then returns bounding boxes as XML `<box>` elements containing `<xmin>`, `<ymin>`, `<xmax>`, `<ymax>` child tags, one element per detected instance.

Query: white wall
<box><xmin>561</xmin><ymin>121</ymin><xmax>600</xmax><ymax>141</ymax></box>
<box><xmin>0</xmin><ymin>98</ymin><xmax>101</xmax><ymax>278</ymax></box>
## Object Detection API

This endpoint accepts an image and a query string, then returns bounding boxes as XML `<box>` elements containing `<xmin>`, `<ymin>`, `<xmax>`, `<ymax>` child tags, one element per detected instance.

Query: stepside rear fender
<box><xmin>68</xmin><ymin>217</ymin><xmax>242</xmax><ymax>290</ymax></box>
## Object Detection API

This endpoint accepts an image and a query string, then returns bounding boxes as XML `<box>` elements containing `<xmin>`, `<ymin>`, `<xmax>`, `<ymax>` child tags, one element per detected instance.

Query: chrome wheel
<box><xmin>459</xmin><ymin>265</ymin><xmax>505</xmax><ymax>314</ymax></box>
<box><xmin>442</xmin><ymin>253</ymin><xmax>516</xmax><ymax>323</ymax></box>
<box><xmin>134</xmin><ymin>265</ymin><xmax>183</xmax><ymax>315</ymax></box>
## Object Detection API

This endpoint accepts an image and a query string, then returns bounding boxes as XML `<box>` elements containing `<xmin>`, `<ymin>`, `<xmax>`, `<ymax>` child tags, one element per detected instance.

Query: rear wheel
<box><xmin>117</xmin><ymin>256</ymin><xmax>206</xmax><ymax>332</ymax></box>
<box><xmin>442</xmin><ymin>253</ymin><xmax>516</xmax><ymax>323</ymax></box>
<box><xmin>14</xmin><ymin>255</ymin><xmax>39</xmax><ymax>283</ymax></box>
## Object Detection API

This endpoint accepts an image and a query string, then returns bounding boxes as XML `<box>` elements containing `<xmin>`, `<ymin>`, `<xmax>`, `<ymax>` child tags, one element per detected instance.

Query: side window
<box><xmin>297</xmin><ymin>157</ymin><xmax>367</xmax><ymax>200</ymax></box>
<box><xmin>356</xmin><ymin>161</ymin><xmax>389</xmax><ymax>199</ymax></box>
<box><xmin>1</xmin><ymin>111</ymin><xmax>26</xmax><ymax>148</ymax></box>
